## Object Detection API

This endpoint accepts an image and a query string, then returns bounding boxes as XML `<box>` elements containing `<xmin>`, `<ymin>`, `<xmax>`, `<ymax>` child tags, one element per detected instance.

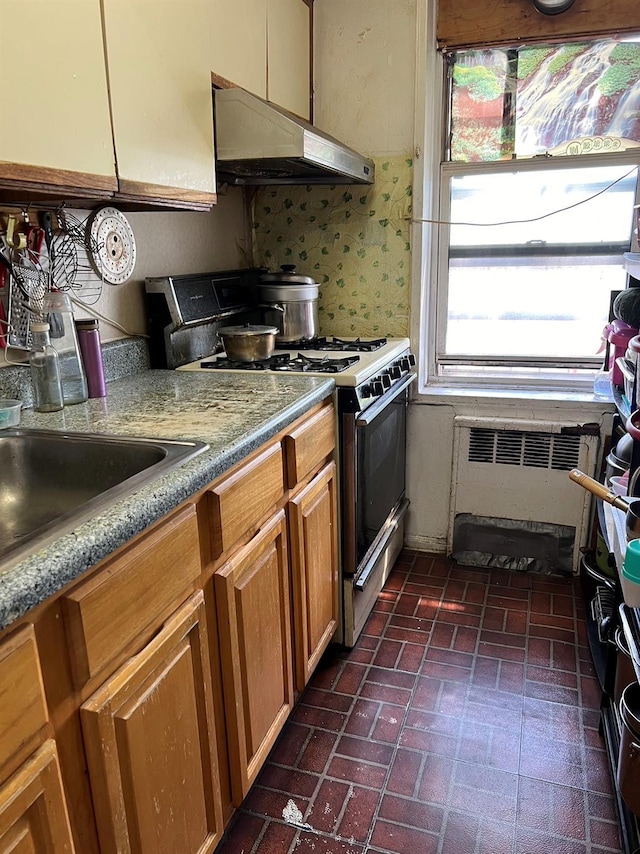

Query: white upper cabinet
<box><xmin>209</xmin><ymin>0</ymin><xmax>268</xmax><ymax>98</ymax></box>
<box><xmin>102</xmin><ymin>0</ymin><xmax>216</xmax><ymax>206</ymax></box>
<box><xmin>209</xmin><ymin>0</ymin><xmax>311</xmax><ymax>120</ymax></box>
<box><xmin>267</xmin><ymin>0</ymin><xmax>311</xmax><ymax>119</ymax></box>
<box><xmin>0</xmin><ymin>0</ymin><xmax>116</xmax><ymax>192</ymax></box>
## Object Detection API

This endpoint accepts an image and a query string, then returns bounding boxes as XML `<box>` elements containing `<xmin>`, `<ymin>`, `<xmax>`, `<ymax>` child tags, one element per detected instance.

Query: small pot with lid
<box><xmin>258</xmin><ymin>265</ymin><xmax>319</xmax><ymax>343</ymax></box>
<box><xmin>217</xmin><ymin>324</ymin><xmax>279</xmax><ymax>362</ymax></box>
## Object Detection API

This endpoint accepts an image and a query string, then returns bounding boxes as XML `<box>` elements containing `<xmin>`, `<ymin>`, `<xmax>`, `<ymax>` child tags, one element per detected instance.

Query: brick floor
<box><xmin>216</xmin><ymin>550</ymin><xmax>622</xmax><ymax>854</ymax></box>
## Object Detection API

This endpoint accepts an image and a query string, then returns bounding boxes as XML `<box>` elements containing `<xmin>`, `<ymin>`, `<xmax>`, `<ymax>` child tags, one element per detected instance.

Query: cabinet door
<box><xmin>0</xmin><ymin>625</ymin><xmax>49</xmax><ymax>782</ymax></box>
<box><xmin>210</xmin><ymin>0</ymin><xmax>267</xmax><ymax>97</ymax></box>
<box><xmin>81</xmin><ymin>593</ymin><xmax>223</xmax><ymax>854</ymax></box>
<box><xmin>288</xmin><ymin>461</ymin><xmax>339</xmax><ymax>691</ymax></box>
<box><xmin>214</xmin><ymin>510</ymin><xmax>293</xmax><ymax>804</ymax></box>
<box><xmin>0</xmin><ymin>741</ymin><xmax>75</xmax><ymax>853</ymax></box>
<box><xmin>102</xmin><ymin>0</ymin><xmax>216</xmax><ymax>208</ymax></box>
<box><xmin>267</xmin><ymin>0</ymin><xmax>311</xmax><ymax>119</ymax></box>
<box><xmin>0</xmin><ymin>0</ymin><xmax>115</xmax><ymax>195</ymax></box>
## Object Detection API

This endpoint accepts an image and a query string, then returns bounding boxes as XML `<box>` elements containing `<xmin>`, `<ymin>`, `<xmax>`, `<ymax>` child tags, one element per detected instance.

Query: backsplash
<box><xmin>252</xmin><ymin>155</ymin><xmax>413</xmax><ymax>338</ymax></box>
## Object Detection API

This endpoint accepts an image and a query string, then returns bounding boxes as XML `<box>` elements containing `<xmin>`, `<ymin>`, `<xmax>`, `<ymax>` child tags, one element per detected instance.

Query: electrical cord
<box><xmin>69</xmin><ymin>293</ymin><xmax>149</xmax><ymax>339</ymax></box>
<box><xmin>409</xmin><ymin>165</ymin><xmax>639</xmax><ymax>228</ymax></box>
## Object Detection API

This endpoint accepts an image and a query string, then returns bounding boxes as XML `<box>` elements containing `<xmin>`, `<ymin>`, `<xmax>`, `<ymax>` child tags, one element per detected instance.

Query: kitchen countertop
<box><xmin>0</xmin><ymin>369</ymin><xmax>335</xmax><ymax>630</ymax></box>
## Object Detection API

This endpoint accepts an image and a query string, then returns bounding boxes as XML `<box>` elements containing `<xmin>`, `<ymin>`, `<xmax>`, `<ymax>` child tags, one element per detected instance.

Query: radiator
<box><xmin>449</xmin><ymin>416</ymin><xmax>600</xmax><ymax>574</ymax></box>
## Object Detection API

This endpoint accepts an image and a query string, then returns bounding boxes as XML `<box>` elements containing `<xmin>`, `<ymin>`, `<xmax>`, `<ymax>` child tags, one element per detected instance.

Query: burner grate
<box><xmin>201</xmin><ymin>353</ymin><xmax>360</xmax><ymax>373</ymax></box>
<box><xmin>271</xmin><ymin>353</ymin><xmax>359</xmax><ymax>373</ymax></box>
<box><xmin>280</xmin><ymin>336</ymin><xmax>387</xmax><ymax>352</ymax></box>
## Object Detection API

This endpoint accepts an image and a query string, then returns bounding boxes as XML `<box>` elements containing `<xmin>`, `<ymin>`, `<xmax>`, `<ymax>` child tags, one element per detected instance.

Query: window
<box><xmin>430</xmin><ymin>38</ymin><xmax>640</xmax><ymax>390</ymax></box>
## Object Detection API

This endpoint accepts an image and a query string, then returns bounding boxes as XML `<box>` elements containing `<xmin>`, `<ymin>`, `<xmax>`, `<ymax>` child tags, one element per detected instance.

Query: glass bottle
<box><xmin>29</xmin><ymin>322</ymin><xmax>64</xmax><ymax>412</ymax></box>
<box><xmin>75</xmin><ymin>319</ymin><xmax>106</xmax><ymax>398</ymax></box>
<box><xmin>42</xmin><ymin>291</ymin><xmax>88</xmax><ymax>405</ymax></box>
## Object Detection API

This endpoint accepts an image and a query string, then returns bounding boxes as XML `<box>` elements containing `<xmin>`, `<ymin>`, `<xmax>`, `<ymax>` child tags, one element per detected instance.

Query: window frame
<box><xmin>412</xmin><ymin>23</ymin><xmax>640</xmax><ymax>396</ymax></box>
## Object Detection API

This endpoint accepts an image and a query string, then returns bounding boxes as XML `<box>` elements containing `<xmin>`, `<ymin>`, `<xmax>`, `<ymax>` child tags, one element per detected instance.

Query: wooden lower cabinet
<box><xmin>214</xmin><ymin>510</ymin><xmax>293</xmax><ymax>805</ymax></box>
<box><xmin>80</xmin><ymin>592</ymin><xmax>223</xmax><ymax>854</ymax></box>
<box><xmin>0</xmin><ymin>740</ymin><xmax>75</xmax><ymax>853</ymax></box>
<box><xmin>288</xmin><ymin>461</ymin><xmax>339</xmax><ymax>692</ymax></box>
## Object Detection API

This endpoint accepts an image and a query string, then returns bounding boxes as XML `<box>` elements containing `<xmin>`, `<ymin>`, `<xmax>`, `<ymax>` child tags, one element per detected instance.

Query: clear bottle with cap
<box><xmin>75</xmin><ymin>319</ymin><xmax>106</xmax><ymax>398</ymax></box>
<box><xmin>42</xmin><ymin>291</ymin><xmax>88</xmax><ymax>405</ymax></box>
<box><xmin>29</xmin><ymin>322</ymin><xmax>64</xmax><ymax>412</ymax></box>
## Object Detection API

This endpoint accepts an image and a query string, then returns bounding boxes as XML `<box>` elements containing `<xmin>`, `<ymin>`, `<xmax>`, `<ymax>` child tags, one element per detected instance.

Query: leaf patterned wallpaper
<box><xmin>252</xmin><ymin>155</ymin><xmax>413</xmax><ymax>338</ymax></box>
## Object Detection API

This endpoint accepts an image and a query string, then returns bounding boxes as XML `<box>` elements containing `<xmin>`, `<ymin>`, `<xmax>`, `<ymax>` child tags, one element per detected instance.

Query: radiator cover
<box><xmin>449</xmin><ymin>416</ymin><xmax>600</xmax><ymax>574</ymax></box>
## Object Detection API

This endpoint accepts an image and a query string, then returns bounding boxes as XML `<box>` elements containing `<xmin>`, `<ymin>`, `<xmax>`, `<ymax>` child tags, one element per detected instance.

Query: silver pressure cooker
<box><xmin>258</xmin><ymin>265</ymin><xmax>319</xmax><ymax>342</ymax></box>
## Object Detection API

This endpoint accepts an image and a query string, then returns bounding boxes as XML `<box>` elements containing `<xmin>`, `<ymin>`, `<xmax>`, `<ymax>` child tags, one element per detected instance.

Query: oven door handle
<box><xmin>354</xmin><ymin>497</ymin><xmax>409</xmax><ymax>591</ymax></box>
<box><xmin>356</xmin><ymin>373</ymin><xmax>415</xmax><ymax>426</ymax></box>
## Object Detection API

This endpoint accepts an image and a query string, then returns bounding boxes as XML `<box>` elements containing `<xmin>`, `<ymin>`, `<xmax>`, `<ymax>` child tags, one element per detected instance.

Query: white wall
<box><xmin>2</xmin><ymin>186</ymin><xmax>250</xmax><ymax>355</ymax></box>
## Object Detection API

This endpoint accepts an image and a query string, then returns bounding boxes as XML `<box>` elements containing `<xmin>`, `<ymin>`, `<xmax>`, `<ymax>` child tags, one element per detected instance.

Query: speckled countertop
<box><xmin>0</xmin><ymin>368</ymin><xmax>334</xmax><ymax>630</ymax></box>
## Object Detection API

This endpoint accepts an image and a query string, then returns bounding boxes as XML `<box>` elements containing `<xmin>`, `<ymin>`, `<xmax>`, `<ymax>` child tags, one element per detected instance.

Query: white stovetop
<box><xmin>178</xmin><ymin>337</ymin><xmax>411</xmax><ymax>387</ymax></box>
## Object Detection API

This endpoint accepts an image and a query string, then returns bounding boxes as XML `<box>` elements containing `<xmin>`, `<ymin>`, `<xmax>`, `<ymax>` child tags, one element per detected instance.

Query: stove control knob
<box><xmin>370</xmin><ymin>379</ymin><xmax>384</xmax><ymax>397</ymax></box>
<box><xmin>360</xmin><ymin>384</ymin><xmax>372</xmax><ymax>399</ymax></box>
<box><xmin>380</xmin><ymin>374</ymin><xmax>392</xmax><ymax>390</ymax></box>
<box><xmin>408</xmin><ymin>353</ymin><xmax>416</xmax><ymax>366</ymax></box>
<box><xmin>400</xmin><ymin>355</ymin><xmax>416</xmax><ymax>371</ymax></box>
<box><xmin>389</xmin><ymin>364</ymin><xmax>402</xmax><ymax>380</ymax></box>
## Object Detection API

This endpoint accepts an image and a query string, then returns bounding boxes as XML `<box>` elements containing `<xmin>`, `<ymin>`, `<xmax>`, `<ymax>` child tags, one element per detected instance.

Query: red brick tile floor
<box><xmin>216</xmin><ymin>550</ymin><xmax>623</xmax><ymax>854</ymax></box>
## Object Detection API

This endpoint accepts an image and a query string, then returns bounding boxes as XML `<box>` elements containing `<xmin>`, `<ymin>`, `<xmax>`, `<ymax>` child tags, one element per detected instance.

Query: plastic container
<box><xmin>75</xmin><ymin>319</ymin><xmax>106</xmax><ymax>398</ymax></box>
<box><xmin>610</xmin><ymin>476</ymin><xmax>628</xmax><ymax>496</ymax></box>
<box><xmin>29</xmin><ymin>322</ymin><xmax>64</xmax><ymax>413</ymax></box>
<box><xmin>0</xmin><ymin>399</ymin><xmax>22</xmax><ymax>429</ymax></box>
<box><xmin>605</xmin><ymin>319</ymin><xmax>639</xmax><ymax>386</ymax></box>
<box><xmin>621</xmin><ymin>539</ymin><xmax>640</xmax><ymax>607</ymax></box>
<box><xmin>42</xmin><ymin>292</ymin><xmax>88</xmax><ymax>405</ymax></box>
<box><xmin>593</xmin><ymin>367</ymin><xmax>614</xmax><ymax>401</ymax></box>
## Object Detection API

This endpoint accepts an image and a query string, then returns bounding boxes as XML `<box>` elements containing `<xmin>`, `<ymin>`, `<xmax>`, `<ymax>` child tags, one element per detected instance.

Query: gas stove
<box><xmin>179</xmin><ymin>337</ymin><xmax>414</xmax><ymax>412</ymax></box>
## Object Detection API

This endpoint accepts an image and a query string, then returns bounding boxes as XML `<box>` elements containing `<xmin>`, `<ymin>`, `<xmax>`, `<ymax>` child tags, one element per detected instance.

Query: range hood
<box><xmin>214</xmin><ymin>88</ymin><xmax>375</xmax><ymax>186</ymax></box>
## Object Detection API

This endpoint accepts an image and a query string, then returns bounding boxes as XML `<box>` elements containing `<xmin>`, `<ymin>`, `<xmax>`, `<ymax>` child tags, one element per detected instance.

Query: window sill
<box><xmin>415</xmin><ymin>382</ymin><xmax>616</xmax><ymax>408</ymax></box>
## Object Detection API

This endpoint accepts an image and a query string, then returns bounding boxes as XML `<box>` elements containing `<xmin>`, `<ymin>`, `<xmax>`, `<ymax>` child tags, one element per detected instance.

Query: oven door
<box><xmin>341</xmin><ymin>373</ymin><xmax>415</xmax><ymax>582</ymax></box>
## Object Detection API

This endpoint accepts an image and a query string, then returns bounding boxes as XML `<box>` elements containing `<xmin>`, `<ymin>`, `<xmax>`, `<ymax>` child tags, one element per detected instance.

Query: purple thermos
<box><xmin>75</xmin><ymin>319</ymin><xmax>106</xmax><ymax>398</ymax></box>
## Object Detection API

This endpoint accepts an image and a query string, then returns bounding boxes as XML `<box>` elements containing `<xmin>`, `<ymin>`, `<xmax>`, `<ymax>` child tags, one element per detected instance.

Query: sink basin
<box><xmin>0</xmin><ymin>429</ymin><xmax>209</xmax><ymax>567</ymax></box>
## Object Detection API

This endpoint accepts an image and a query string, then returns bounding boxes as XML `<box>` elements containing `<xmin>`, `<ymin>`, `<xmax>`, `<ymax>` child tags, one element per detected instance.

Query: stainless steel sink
<box><xmin>0</xmin><ymin>429</ymin><xmax>209</xmax><ymax>567</ymax></box>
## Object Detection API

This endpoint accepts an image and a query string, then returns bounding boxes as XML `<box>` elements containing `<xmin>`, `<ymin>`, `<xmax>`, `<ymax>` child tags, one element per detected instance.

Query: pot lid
<box><xmin>217</xmin><ymin>324</ymin><xmax>279</xmax><ymax>336</ymax></box>
<box><xmin>259</xmin><ymin>264</ymin><xmax>317</xmax><ymax>286</ymax></box>
<box><xmin>259</xmin><ymin>282</ymin><xmax>318</xmax><ymax>301</ymax></box>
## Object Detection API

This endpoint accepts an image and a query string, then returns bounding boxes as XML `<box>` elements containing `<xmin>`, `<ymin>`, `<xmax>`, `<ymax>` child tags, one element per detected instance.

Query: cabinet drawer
<box><xmin>0</xmin><ymin>625</ymin><xmax>49</xmax><ymax>773</ymax></box>
<box><xmin>63</xmin><ymin>503</ymin><xmax>200</xmax><ymax>688</ymax></box>
<box><xmin>284</xmin><ymin>404</ymin><xmax>335</xmax><ymax>488</ymax></box>
<box><xmin>207</xmin><ymin>442</ymin><xmax>284</xmax><ymax>558</ymax></box>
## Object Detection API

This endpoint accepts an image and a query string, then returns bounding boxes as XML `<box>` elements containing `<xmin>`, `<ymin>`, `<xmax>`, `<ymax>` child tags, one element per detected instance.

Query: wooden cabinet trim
<box><xmin>62</xmin><ymin>504</ymin><xmax>200</xmax><ymax>690</ymax></box>
<box><xmin>437</xmin><ymin>0</ymin><xmax>640</xmax><ymax>50</ymax></box>
<box><xmin>115</xmin><ymin>180</ymin><xmax>216</xmax><ymax>210</ymax></box>
<box><xmin>0</xmin><ymin>162</ymin><xmax>116</xmax><ymax>197</ymax></box>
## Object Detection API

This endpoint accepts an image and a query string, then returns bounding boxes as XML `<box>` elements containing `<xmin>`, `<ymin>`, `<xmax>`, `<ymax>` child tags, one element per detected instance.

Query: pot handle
<box><xmin>569</xmin><ymin>469</ymin><xmax>630</xmax><ymax>511</ymax></box>
<box><xmin>258</xmin><ymin>303</ymin><xmax>285</xmax><ymax>313</ymax></box>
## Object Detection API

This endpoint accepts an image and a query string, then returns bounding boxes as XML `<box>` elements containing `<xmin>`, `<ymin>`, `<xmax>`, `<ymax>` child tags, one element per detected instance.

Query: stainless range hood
<box><xmin>214</xmin><ymin>88</ymin><xmax>375</xmax><ymax>186</ymax></box>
